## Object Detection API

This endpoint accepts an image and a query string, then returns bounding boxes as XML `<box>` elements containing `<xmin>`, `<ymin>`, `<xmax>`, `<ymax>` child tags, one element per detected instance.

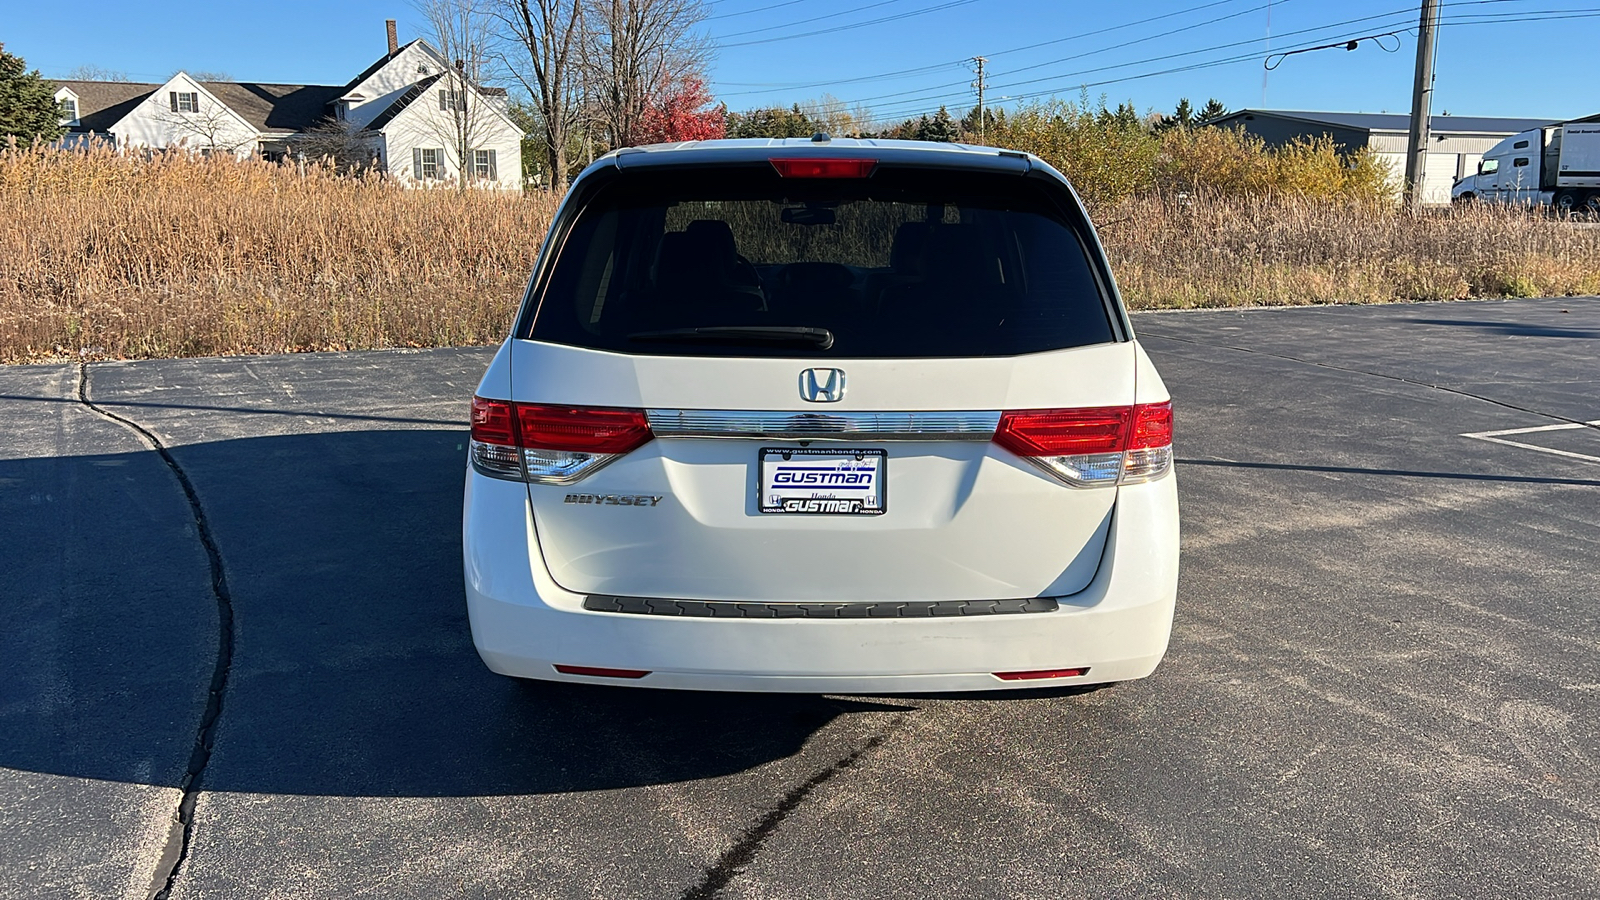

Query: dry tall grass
<box><xmin>1</xmin><ymin>143</ymin><xmax>559</xmax><ymax>363</ymax></box>
<box><xmin>1100</xmin><ymin>194</ymin><xmax>1600</xmax><ymax>309</ymax></box>
<box><xmin>3</xmin><ymin>145</ymin><xmax>1598</xmax><ymax>362</ymax></box>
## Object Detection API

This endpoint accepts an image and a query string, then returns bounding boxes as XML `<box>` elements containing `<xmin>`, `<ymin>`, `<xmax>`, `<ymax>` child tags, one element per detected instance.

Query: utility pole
<box><xmin>1404</xmin><ymin>0</ymin><xmax>1441</xmax><ymax>208</ymax></box>
<box><xmin>972</xmin><ymin>56</ymin><xmax>987</xmax><ymax>143</ymax></box>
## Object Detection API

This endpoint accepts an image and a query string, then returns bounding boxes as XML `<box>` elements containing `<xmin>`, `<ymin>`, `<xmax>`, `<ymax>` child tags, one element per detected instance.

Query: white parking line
<box><xmin>1460</xmin><ymin>420</ymin><xmax>1600</xmax><ymax>465</ymax></box>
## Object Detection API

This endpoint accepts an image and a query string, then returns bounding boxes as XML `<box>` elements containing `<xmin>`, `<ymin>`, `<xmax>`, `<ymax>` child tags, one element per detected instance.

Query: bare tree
<box><xmin>65</xmin><ymin>64</ymin><xmax>131</xmax><ymax>82</ymax></box>
<box><xmin>293</xmin><ymin>118</ymin><xmax>380</xmax><ymax>173</ymax></box>
<box><xmin>802</xmin><ymin>94</ymin><xmax>877</xmax><ymax>138</ymax></box>
<box><xmin>153</xmin><ymin>96</ymin><xmax>257</xmax><ymax>155</ymax></box>
<box><xmin>417</xmin><ymin>0</ymin><xmax>506</xmax><ymax>189</ymax></box>
<box><xmin>583</xmin><ymin>0</ymin><xmax>710</xmax><ymax>150</ymax></box>
<box><xmin>495</xmin><ymin>0</ymin><xmax>582</xmax><ymax>188</ymax></box>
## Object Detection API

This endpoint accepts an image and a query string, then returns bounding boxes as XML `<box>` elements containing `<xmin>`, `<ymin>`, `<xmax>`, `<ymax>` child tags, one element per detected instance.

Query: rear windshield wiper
<box><xmin>627</xmin><ymin>326</ymin><xmax>835</xmax><ymax>349</ymax></box>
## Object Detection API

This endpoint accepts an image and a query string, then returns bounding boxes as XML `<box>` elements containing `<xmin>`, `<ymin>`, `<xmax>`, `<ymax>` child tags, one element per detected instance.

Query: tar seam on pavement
<box><xmin>1174</xmin><ymin>458</ymin><xmax>1600</xmax><ymax>488</ymax></box>
<box><xmin>1142</xmin><ymin>332</ymin><xmax>1600</xmax><ymax>432</ymax></box>
<box><xmin>76</xmin><ymin>362</ymin><xmax>237</xmax><ymax>900</ymax></box>
<box><xmin>679</xmin><ymin>717</ymin><xmax>905</xmax><ymax>900</ymax></box>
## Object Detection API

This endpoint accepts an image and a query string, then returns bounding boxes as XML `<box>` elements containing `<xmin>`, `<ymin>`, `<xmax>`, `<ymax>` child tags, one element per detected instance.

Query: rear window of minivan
<box><xmin>523</xmin><ymin>165</ymin><xmax>1117</xmax><ymax>358</ymax></box>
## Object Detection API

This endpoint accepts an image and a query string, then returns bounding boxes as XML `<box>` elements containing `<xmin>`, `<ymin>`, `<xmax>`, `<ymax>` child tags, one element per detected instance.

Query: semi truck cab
<box><xmin>1453</xmin><ymin>123</ymin><xmax>1600</xmax><ymax>213</ymax></box>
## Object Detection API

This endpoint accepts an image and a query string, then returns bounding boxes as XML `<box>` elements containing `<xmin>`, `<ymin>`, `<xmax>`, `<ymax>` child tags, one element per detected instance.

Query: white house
<box><xmin>53</xmin><ymin>22</ymin><xmax>523</xmax><ymax>189</ymax></box>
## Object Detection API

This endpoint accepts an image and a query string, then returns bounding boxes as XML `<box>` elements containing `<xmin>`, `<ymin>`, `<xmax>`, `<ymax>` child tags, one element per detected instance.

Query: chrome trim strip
<box><xmin>584</xmin><ymin>595</ymin><xmax>1059</xmax><ymax>617</ymax></box>
<box><xmin>645</xmin><ymin>409</ymin><xmax>1000</xmax><ymax>441</ymax></box>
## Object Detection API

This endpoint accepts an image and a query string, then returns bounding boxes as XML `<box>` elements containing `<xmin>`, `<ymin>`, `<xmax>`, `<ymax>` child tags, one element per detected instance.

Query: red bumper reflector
<box><xmin>770</xmin><ymin>158</ymin><xmax>877</xmax><ymax>178</ymax></box>
<box><xmin>993</xmin><ymin>667</ymin><xmax>1089</xmax><ymax>681</ymax></box>
<box><xmin>553</xmin><ymin>665</ymin><xmax>650</xmax><ymax>679</ymax></box>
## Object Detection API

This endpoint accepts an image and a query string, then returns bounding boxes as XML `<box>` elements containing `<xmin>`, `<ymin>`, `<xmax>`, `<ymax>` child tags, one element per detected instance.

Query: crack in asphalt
<box><xmin>1140</xmin><ymin>332</ymin><xmax>1600</xmax><ymax>432</ymax></box>
<box><xmin>76</xmin><ymin>363</ymin><xmax>236</xmax><ymax>900</ymax></box>
<box><xmin>679</xmin><ymin>717</ymin><xmax>904</xmax><ymax>900</ymax></box>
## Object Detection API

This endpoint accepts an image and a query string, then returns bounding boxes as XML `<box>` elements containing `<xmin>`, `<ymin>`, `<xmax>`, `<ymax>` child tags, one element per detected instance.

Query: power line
<box><xmin>715</xmin><ymin>0</ymin><xmax>982</xmax><ymax>49</ymax></box>
<box><xmin>705</xmin><ymin>0</ymin><xmax>812</xmax><ymax>21</ymax></box>
<box><xmin>710</xmin><ymin>0</ymin><xmax>1569</xmax><ymax>112</ymax></box>
<box><xmin>863</xmin><ymin>18</ymin><xmax>1420</xmax><ymax>115</ymax></box>
<box><xmin>862</xmin><ymin>6</ymin><xmax>1600</xmax><ymax>120</ymax></box>
<box><xmin>855</xmin><ymin>0</ymin><xmax>1568</xmax><ymax>116</ymax></box>
<box><xmin>849</xmin><ymin>4</ymin><xmax>1423</xmax><ymax>111</ymax></box>
<box><xmin>714</xmin><ymin>0</ymin><xmax>1260</xmax><ymax>97</ymax></box>
<box><xmin>713</xmin><ymin>0</ymin><xmax>915</xmax><ymax>39</ymax></box>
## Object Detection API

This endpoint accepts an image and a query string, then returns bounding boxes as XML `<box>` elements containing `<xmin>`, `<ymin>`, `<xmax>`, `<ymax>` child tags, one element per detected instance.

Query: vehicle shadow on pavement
<box><xmin>0</xmin><ymin>429</ymin><xmax>901</xmax><ymax>798</ymax></box>
<box><xmin>1400</xmin><ymin>317</ymin><xmax>1600</xmax><ymax>339</ymax></box>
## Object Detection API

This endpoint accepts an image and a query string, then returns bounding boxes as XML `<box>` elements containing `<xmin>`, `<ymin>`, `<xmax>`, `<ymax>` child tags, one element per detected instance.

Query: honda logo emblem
<box><xmin>799</xmin><ymin>368</ymin><xmax>846</xmax><ymax>403</ymax></box>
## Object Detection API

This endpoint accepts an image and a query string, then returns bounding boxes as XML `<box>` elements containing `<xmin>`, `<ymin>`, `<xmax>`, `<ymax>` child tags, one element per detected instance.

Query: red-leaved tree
<box><xmin>636</xmin><ymin>75</ymin><xmax>726</xmax><ymax>144</ymax></box>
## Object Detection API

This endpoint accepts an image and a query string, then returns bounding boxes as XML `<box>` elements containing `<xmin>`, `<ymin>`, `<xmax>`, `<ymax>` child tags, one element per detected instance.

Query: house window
<box><xmin>335</xmin><ymin>102</ymin><xmax>347</xmax><ymax>122</ymax></box>
<box><xmin>473</xmin><ymin>149</ymin><xmax>498</xmax><ymax>181</ymax></box>
<box><xmin>59</xmin><ymin>97</ymin><xmax>78</xmax><ymax>123</ymax></box>
<box><xmin>170</xmin><ymin>92</ymin><xmax>200</xmax><ymax>113</ymax></box>
<box><xmin>414</xmin><ymin>147</ymin><xmax>444</xmax><ymax>180</ymax></box>
<box><xmin>439</xmin><ymin>90</ymin><xmax>466</xmax><ymax>112</ymax></box>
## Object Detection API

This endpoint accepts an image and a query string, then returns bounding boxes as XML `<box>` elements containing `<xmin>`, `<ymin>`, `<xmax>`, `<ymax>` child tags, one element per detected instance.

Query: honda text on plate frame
<box><xmin>463</xmin><ymin>138</ymin><xmax>1179</xmax><ymax>693</ymax></box>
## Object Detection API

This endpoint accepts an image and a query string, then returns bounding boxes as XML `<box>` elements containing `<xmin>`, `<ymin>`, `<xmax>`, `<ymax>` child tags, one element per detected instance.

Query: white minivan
<box><xmin>463</xmin><ymin>138</ymin><xmax>1179</xmax><ymax>692</ymax></box>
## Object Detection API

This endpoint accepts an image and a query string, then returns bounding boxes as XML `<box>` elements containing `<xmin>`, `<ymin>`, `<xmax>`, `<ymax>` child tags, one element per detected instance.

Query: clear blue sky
<box><xmin>7</xmin><ymin>0</ymin><xmax>1596</xmax><ymax>124</ymax></box>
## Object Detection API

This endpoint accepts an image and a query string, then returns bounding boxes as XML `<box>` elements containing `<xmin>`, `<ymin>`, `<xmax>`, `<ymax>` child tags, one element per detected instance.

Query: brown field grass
<box><xmin>1102</xmin><ymin>193</ymin><xmax>1600</xmax><ymax>309</ymax></box>
<box><xmin>1</xmin><ymin>144</ymin><xmax>559</xmax><ymax>363</ymax></box>
<box><xmin>3</xmin><ymin>145</ymin><xmax>1598</xmax><ymax>363</ymax></box>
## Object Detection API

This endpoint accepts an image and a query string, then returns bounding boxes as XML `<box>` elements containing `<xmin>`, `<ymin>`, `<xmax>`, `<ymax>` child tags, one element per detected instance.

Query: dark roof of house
<box><xmin>54</xmin><ymin>52</ymin><xmax>503</xmax><ymax>137</ymax></box>
<box><xmin>52</xmin><ymin>78</ymin><xmax>343</xmax><ymax>134</ymax></box>
<box><xmin>1209</xmin><ymin>109</ymin><xmax>1557</xmax><ymax>135</ymax></box>
<box><xmin>53</xmin><ymin>80</ymin><xmax>159</xmax><ymax>133</ymax></box>
<box><xmin>362</xmin><ymin>73</ymin><xmax>443</xmax><ymax>131</ymax></box>
<box><xmin>198</xmin><ymin>82</ymin><xmax>345</xmax><ymax>133</ymax></box>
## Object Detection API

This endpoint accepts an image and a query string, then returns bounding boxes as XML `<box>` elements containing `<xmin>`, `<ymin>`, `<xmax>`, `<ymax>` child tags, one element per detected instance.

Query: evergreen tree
<box><xmin>1153</xmin><ymin>97</ymin><xmax>1198</xmax><ymax>133</ymax></box>
<box><xmin>0</xmin><ymin>44</ymin><xmax>65</xmax><ymax>144</ymax></box>
<box><xmin>959</xmin><ymin>104</ymin><xmax>997</xmax><ymax>140</ymax></box>
<box><xmin>915</xmin><ymin>106</ymin><xmax>959</xmax><ymax>143</ymax></box>
<box><xmin>1104</xmin><ymin>101</ymin><xmax>1142</xmax><ymax>131</ymax></box>
<box><xmin>726</xmin><ymin>104</ymin><xmax>818</xmax><ymax>139</ymax></box>
<box><xmin>1197</xmin><ymin>98</ymin><xmax>1229</xmax><ymax>124</ymax></box>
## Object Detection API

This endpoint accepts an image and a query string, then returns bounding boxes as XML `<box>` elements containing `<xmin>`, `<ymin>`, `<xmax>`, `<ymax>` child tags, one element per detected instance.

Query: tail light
<box><xmin>993</xmin><ymin>402</ymin><xmax>1173</xmax><ymax>487</ymax></box>
<box><xmin>470</xmin><ymin>397</ymin><xmax>652</xmax><ymax>484</ymax></box>
<box><xmin>770</xmin><ymin>158</ymin><xmax>877</xmax><ymax>178</ymax></box>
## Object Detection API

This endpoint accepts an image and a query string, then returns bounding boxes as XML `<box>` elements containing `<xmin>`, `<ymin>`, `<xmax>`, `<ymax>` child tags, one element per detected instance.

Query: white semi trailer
<box><xmin>1451</xmin><ymin>121</ymin><xmax>1600</xmax><ymax>212</ymax></box>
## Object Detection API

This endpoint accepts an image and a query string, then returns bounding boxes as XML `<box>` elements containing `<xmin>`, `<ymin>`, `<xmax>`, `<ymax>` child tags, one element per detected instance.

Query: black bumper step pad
<box><xmin>581</xmin><ymin>595</ymin><xmax>1059</xmax><ymax>618</ymax></box>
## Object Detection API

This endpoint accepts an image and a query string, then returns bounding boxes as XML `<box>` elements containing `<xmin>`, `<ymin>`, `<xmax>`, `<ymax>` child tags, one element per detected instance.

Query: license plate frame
<box><xmin>759</xmin><ymin>448</ymin><xmax>886</xmax><ymax>516</ymax></box>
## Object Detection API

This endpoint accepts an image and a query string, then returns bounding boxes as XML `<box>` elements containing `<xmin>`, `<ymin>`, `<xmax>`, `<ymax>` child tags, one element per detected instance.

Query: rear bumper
<box><xmin>462</xmin><ymin>469</ymin><xmax>1179</xmax><ymax>693</ymax></box>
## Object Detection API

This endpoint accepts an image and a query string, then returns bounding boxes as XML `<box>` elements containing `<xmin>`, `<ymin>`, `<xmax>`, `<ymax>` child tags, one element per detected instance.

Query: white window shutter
<box><xmin>413</xmin><ymin>147</ymin><xmax>423</xmax><ymax>178</ymax></box>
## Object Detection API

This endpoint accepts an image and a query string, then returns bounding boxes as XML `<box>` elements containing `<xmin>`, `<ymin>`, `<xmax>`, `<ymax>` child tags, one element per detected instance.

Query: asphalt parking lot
<box><xmin>3</xmin><ymin>296</ymin><xmax>1598</xmax><ymax>899</ymax></box>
